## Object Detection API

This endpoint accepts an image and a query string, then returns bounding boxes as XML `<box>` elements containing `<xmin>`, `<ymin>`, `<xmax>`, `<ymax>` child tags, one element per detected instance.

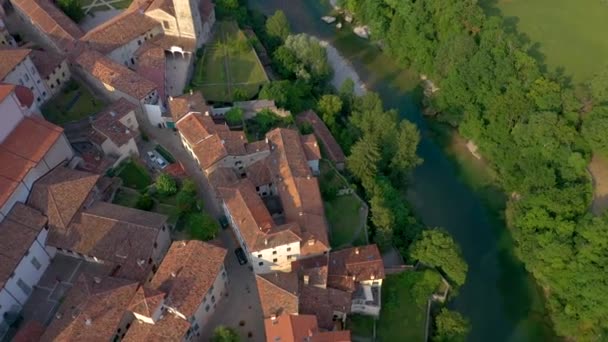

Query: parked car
<box><xmin>146</xmin><ymin>151</ymin><xmax>157</xmax><ymax>162</ymax></box>
<box><xmin>234</xmin><ymin>247</ymin><xmax>247</xmax><ymax>265</ymax></box>
<box><xmin>219</xmin><ymin>216</ymin><xmax>229</xmax><ymax>230</ymax></box>
<box><xmin>156</xmin><ymin>157</ymin><xmax>168</xmax><ymax>169</ymax></box>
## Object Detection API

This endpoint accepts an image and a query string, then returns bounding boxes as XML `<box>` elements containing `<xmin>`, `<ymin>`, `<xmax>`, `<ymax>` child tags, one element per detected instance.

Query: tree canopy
<box><xmin>225</xmin><ymin>107</ymin><xmax>244</xmax><ymax>126</ymax></box>
<box><xmin>156</xmin><ymin>173</ymin><xmax>177</xmax><ymax>196</ymax></box>
<box><xmin>57</xmin><ymin>0</ymin><xmax>84</xmax><ymax>22</ymax></box>
<box><xmin>212</xmin><ymin>326</ymin><xmax>240</xmax><ymax>342</ymax></box>
<box><xmin>433</xmin><ymin>308</ymin><xmax>471</xmax><ymax>342</ymax></box>
<box><xmin>410</xmin><ymin>229</ymin><xmax>468</xmax><ymax>287</ymax></box>
<box><xmin>582</xmin><ymin>106</ymin><xmax>608</xmax><ymax>157</ymax></box>
<box><xmin>265</xmin><ymin>10</ymin><xmax>290</xmax><ymax>42</ymax></box>
<box><xmin>186</xmin><ymin>212</ymin><xmax>219</xmax><ymax>241</ymax></box>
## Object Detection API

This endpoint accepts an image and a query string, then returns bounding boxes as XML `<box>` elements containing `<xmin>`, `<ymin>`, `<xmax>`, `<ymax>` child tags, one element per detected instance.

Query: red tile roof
<box><xmin>301</xmin><ymin>134</ymin><xmax>321</xmax><ymax>161</ymax></box>
<box><xmin>1</xmin><ymin>116</ymin><xmax>63</xmax><ymax>162</ymax></box>
<box><xmin>122</xmin><ymin>314</ymin><xmax>190</xmax><ymax>342</ymax></box>
<box><xmin>128</xmin><ymin>286</ymin><xmax>165</xmax><ymax>317</ymax></box>
<box><xmin>150</xmin><ymin>240</ymin><xmax>227</xmax><ymax>317</ymax></box>
<box><xmin>264</xmin><ymin>314</ymin><xmax>352</xmax><ymax>342</ymax></box>
<box><xmin>92</xmin><ymin>98</ymin><xmax>137</xmax><ymax>146</ymax></box>
<box><xmin>11</xmin><ymin>0</ymin><xmax>83</xmax><ymax>52</ymax></box>
<box><xmin>146</xmin><ymin>0</ymin><xmax>174</xmax><ymax>15</ymax></box>
<box><xmin>50</xmin><ymin>202</ymin><xmax>167</xmax><ymax>281</ymax></box>
<box><xmin>29</xmin><ymin>49</ymin><xmax>64</xmax><ymax>78</ymax></box>
<box><xmin>0</xmin><ymin>203</ymin><xmax>47</xmax><ymax>288</ymax></box>
<box><xmin>27</xmin><ymin>166</ymin><xmax>99</xmax><ymax>230</ymax></box>
<box><xmin>40</xmin><ymin>275</ymin><xmax>138</xmax><ymax>342</ymax></box>
<box><xmin>312</xmin><ymin>330</ymin><xmax>351</xmax><ymax>342</ymax></box>
<box><xmin>256</xmin><ymin>272</ymin><xmax>299</xmax><ymax>318</ymax></box>
<box><xmin>297</xmin><ymin>110</ymin><xmax>346</xmax><ymax>165</ymax></box>
<box><xmin>75</xmin><ymin>49</ymin><xmax>157</xmax><ymax>100</ymax></box>
<box><xmin>0</xmin><ymin>48</ymin><xmax>31</xmax><ymax>79</ymax></box>
<box><xmin>299</xmin><ymin>285</ymin><xmax>351</xmax><ymax>330</ymax></box>
<box><xmin>175</xmin><ymin>112</ymin><xmax>222</xmax><ymax>145</ymax></box>
<box><xmin>246</xmin><ymin>159</ymin><xmax>272</xmax><ymax>187</ymax></box>
<box><xmin>328</xmin><ymin>245</ymin><xmax>385</xmax><ymax>292</ymax></box>
<box><xmin>80</xmin><ymin>10</ymin><xmax>160</xmax><ymax>54</ymax></box>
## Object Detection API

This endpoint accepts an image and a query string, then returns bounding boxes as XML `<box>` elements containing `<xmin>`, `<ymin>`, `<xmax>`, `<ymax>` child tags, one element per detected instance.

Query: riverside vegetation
<box><xmin>340</xmin><ymin>0</ymin><xmax>608</xmax><ymax>339</ymax></box>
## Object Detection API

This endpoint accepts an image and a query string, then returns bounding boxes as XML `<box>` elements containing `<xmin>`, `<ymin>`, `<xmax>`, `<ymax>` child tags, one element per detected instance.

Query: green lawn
<box><xmin>112</xmin><ymin>188</ymin><xmax>139</xmax><ymax>207</ymax></box>
<box><xmin>41</xmin><ymin>81</ymin><xmax>105</xmax><ymax>125</ymax></box>
<box><xmin>115</xmin><ymin>160</ymin><xmax>152</xmax><ymax>190</ymax></box>
<box><xmin>480</xmin><ymin>0</ymin><xmax>608</xmax><ymax>83</ymax></box>
<box><xmin>347</xmin><ymin>315</ymin><xmax>375</xmax><ymax>339</ymax></box>
<box><xmin>325</xmin><ymin>195</ymin><xmax>364</xmax><ymax>247</ymax></box>
<box><xmin>377</xmin><ymin>270</ymin><xmax>442</xmax><ymax>341</ymax></box>
<box><xmin>191</xmin><ymin>21</ymin><xmax>268</xmax><ymax>102</ymax></box>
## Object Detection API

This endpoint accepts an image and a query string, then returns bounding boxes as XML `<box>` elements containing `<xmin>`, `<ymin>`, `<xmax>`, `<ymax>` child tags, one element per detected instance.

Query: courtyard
<box><xmin>41</xmin><ymin>81</ymin><xmax>105</xmax><ymax>125</ymax></box>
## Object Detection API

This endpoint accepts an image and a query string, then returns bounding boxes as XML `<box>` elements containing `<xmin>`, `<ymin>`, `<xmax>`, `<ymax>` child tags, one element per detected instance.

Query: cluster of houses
<box><xmin>0</xmin><ymin>0</ymin><xmax>388</xmax><ymax>340</ymax></box>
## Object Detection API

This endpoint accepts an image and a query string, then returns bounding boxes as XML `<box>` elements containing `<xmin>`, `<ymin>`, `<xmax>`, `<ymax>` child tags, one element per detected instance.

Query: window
<box><xmin>222</xmin><ymin>271</ymin><xmax>226</xmax><ymax>279</ymax></box>
<box><xmin>272</xmin><ymin>250</ymin><xmax>277</xmax><ymax>255</ymax></box>
<box><xmin>138</xmin><ymin>40</ymin><xmax>142</xmax><ymax>45</ymax></box>
<box><xmin>257</xmin><ymin>254</ymin><xmax>262</xmax><ymax>258</ymax></box>
<box><xmin>17</xmin><ymin>278</ymin><xmax>32</xmax><ymax>295</ymax></box>
<box><xmin>24</xmin><ymin>250</ymin><xmax>29</xmax><ymax>256</ymax></box>
<box><xmin>255</xmin><ymin>186</ymin><xmax>260</xmax><ymax>191</ymax></box>
<box><xmin>258</xmin><ymin>262</ymin><xmax>264</xmax><ymax>266</ymax></box>
<box><xmin>163</xmin><ymin>20</ymin><xmax>170</xmax><ymax>29</ymax></box>
<box><xmin>31</xmin><ymin>257</ymin><xmax>41</xmax><ymax>270</ymax></box>
<box><xmin>205</xmin><ymin>304</ymin><xmax>210</xmax><ymax>312</ymax></box>
<box><xmin>210</xmin><ymin>285</ymin><xmax>214</xmax><ymax>292</ymax></box>
<box><xmin>287</xmin><ymin>255</ymin><xmax>293</xmax><ymax>260</ymax></box>
<box><xmin>42</xmin><ymin>91</ymin><xmax>46</xmax><ymax>96</ymax></box>
<box><xmin>153</xmin><ymin>242</ymin><xmax>158</xmax><ymax>248</ymax></box>
<box><xmin>51</xmin><ymin>84</ymin><xmax>55</xmax><ymax>89</ymax></box>
<box><xmin>148</xmin><ymin>258</ymin><xmax>152</xmax><ymax>264</ymax></box>
<box><xmin>193</xmin><ymin>323</ymin><xmax>200</xmax><ymax>331</ymax></box>
<box><xmin>273</xmin><ymin>258</ymin><xmax>277</xmax><ymax>263</ymax></box>
<box><xmin>24</xmin><ymin>74</ymin><xmax>29</xmax><ymax>81</ymax></box>
<box><xmin>62</xmin><ymin>72</ymin><xmax>65</xmax><ymax>77</ymax></box>
<box><xmin>286</xmin><ymin>247</ymin><xmax>291</xmax><ymax>252</ymax></box>
<box><xmin>36</xmin><ymin>97</ymin><xmax>40</xmax><ymax>102</ymax></box>
<box><xmin>211</xmin><ymin>295</ymin><xmax>215</xmax><ymax>303</ymax></box>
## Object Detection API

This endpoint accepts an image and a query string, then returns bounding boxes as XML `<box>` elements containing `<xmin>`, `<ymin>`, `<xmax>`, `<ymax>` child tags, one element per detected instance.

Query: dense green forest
<box><xmin>340</xmin><ymin>0</ymin><xmax>608</xmax><ymax>339</ymax></box>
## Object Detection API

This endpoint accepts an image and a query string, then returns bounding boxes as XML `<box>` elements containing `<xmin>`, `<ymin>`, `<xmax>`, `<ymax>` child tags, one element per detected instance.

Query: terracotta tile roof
<box><xmin>49</xmin><ymin>202</ymin><xmax>167</xmax><ymax>281</ymax></box>
<box><xmin>75</xmin><ymin>49</ymin><xmax>157</xmax><ymax>100</ymax></box>
<box><xmin>297</xmin><ymin>110</ymin><xmax>346</xmax><ymax>164</ymax></box>
<box><xmin>327</xmin><ymin>245</ymin><xmax>385</xmax><ymax>292</ymax></box>
<box><xmin>145</xmin><ymin>34</ymin><xmax>196</xmax><ymax>52</ymax></box>
<box><xmin>122</xmin><ymin>314</ymin><xmax>190</xmax><ymax>342</ymax></box>
<box><xmin>217</xmin><ymin>130</ymin><xmax>247</xmax><ymax>155</ymax></box>
<box><xmin>291</xmin><ymin>254</ymin><xmax>329</xmax><ymax>287</ymax></box>
<box><xmin>0</xmin><ymin>149</ymin><xmax>36</xmax><ymax>184</ymax></box>
<box><xmin>11</xmin><ymin>0</ymin><xmax>83</xmax><ymax>52</ymax></box>
<box><xmin>266</xmin><ymin>128</ymin><xmax>312</xmax><ymax>178</ymax></box>
<box><xmin>217</xmin><ymin>180</ymin><xmax>274</xmax><ymax>250</ymax></box>
<box><xmin>0</xmin><ymin>48</ymin><xmax>31</xmax><ymax>79</ymax></box>
<box><xmin>0</xmin><ymin>177</ymin><xmax>19</xmax><ymax>210</ymax></box>
<box><xmin>299</xmin><ymin>285</ymin><xmax>351</xmax><ymax>330</ymax></box>
<box><xmin>301</xmin><ymin>134</ymin><xmax>321</xmax><ymax>161</ymax></box>
<box><xmin>0</xmin><ymin>83</ymin><xmax>15</xmax><ymax>103</ymax></box>
<box><xmin>175</xmin><ymin>112</ymin><xmax>222</xmax><ymax>145</ymax></box>
<box><xmin>40</xmin><ymin>274</ymin><xmax>138</xmax><ymax>342</ymax></box>
<box><xmin>92</xmin><ymin>98</ymin><xmax>137</xmax><ymax>146</ymax></box>
<box><xmin>135</xmin><ymin>42</ymin><xmax>165</xmax><ymax>70</ymax></box>
<box><xmin>208</xmin><ymin>167</ymin><xmax>238</xmax><ymax>189</ymax></box>
<box><xmin>245</xmin><ymin>140</ymin><xmax>269</xmax><ymax>154</ymax></box>
<box><xmin>264</xmin><ymin>314</ymin><xmax>318</xmax><ymax>342</ymax></box>
<box><xmin>128</xmin><ymin>286</ymin><xmax>165</xmax><ymax>317</ymax></box>
<box><xmin>0</xmin><ymin>203</ymin><xmax>47</xmax><ymax>288</ymax></box>
<box><xmin>311</xmin><ymin>330</ymin><xmax>352</xmax><ymax>342</ymax></box>
<box><xmin>246</xmin><ymin>159</ymin><xmax>272</xmax><ymax>187</ymax></box>
<box><xmin>0</xmin><ymin>115</ymin><xmax>63</xmax><ymax>162</ymax></box>
<box><xmin>168</xmin><ymin>91</ymin><xmax>208</xmax><ymax>122</ymax></box>
<box><xmin>150</xmin><ymin>240</ymin><xmax>226</xmax><ymax>317</ymax></box>
<box><xmin>146</xmin><ymin>0</ymin><xmax>174</xmax><ymax>16</ymax></box>
<box><xmin>29</xmin><ymin>49</ymin><xmax>64</xmax><ymax>78</ymax></box>
<box><xmin>264</xmin><ymin>314</ymin><xmax>352</xmax><ymax>342</ymax></box>
<box><xmin>80</xmin><ymin>10</ymin><xmax>160</xmax><ymax>54</ymax></box>
<box><xmin>28</xmin><ymin>166</ymin><xmax>100</xmax><ymax>230</ymax></box>
<box><xmin>256</xmin><ymin>272</ymin><xmax>299</xmax><ymax>318</ymax></box>
<box><xmin>13</xmin><ymin>320</ymin><xmax>45</xmax><ymax>342</ymax></box>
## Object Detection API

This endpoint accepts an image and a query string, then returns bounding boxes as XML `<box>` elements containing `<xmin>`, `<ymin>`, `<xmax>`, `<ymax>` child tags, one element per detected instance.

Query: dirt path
<box><xmin>588</xmin><ymin>154</ymin><xmax>608</xmax><ymax>215</ymax></box>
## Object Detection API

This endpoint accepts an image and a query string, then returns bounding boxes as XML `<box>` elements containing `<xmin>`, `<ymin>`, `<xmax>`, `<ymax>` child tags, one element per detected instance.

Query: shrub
<box><xmin>156</xmin><ymin>173</ymin><xmax>177</xmax><ymax>196</ymax></box>
<box><xmin>135</xmin><ymin>194</ymin><xmax>154</xmax><ymax>211</ymax></box>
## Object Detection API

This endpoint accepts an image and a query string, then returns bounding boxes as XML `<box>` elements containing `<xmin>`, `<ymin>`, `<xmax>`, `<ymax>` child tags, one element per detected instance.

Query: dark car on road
<box><xmin>219</xmin><ymin>216</ymin><xmax>229</xmax><ymax>230</ymax></box>
<box><xmin>234</xmin><ymin>247</ymin><xmax>247</xmax><ymax>265</ymax></box>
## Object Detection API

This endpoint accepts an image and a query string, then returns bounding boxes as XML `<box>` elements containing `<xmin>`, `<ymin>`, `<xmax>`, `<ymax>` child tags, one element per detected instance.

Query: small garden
<box><xmin>244</xmin><ymin>109</ymin><xmax>293</xmax><ymax>141</ymax></box>
<box><xmin>377</xmin><ymin>270</ymin><xmax>442</xmax><ymax>341</ymax></box>
<box><xmin>111</xmin><ymin>161</ymin><xmax>219</xmax><ymax>241</ymax></box>
<box><xmin>41</xmin><ymin>80</ymin><xmax>105</xmax><ymax>125</ymax></box>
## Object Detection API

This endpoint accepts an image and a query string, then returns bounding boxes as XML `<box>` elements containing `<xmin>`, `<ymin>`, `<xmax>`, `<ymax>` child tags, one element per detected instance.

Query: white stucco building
<box><xmin>0</xmin><ymin>49</ymin><xmax>51</xmax><ymax>104</ymax></box>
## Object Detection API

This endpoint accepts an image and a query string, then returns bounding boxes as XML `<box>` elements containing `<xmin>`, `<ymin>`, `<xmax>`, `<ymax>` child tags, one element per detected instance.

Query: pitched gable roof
<box><xmin>255</xmin><ymin>272</ymin><xmax>299</xmax><ymax>318</ymax></box>
<box><xmin>328</xmin><ymin>245</ymin><xmax>385</xmax><ymax>292</ymax></box>
<box><xmin>128</xmin><ymin>286</ymin><xmax>165</xmax><ymax>317</ymax></box>
<box><xmin>168</xmin><ymin>91</ymin><xmax>208</xmax><ymax>122</ymax></box>
<box><xmin>123</xmin><ymin>314</ymin><xmax>190</xmax><ymax>342</ymax></box>
<box><xmin>40</xmin><ymin>275</ymin><xmax>138</xmax><ymax>342</ymax></box>
<box><xmin>27</xmin><ymin>166</ymin><xmax>99</xmax><ymax>230</ymax></box>
<box><xmin>0</xmin><ymin>48</ymin><xmax>31</xmax><ymax>79</ymax></box>
<box><xmin>297</xmin><ymin>110</ymin><xmax>345</xmax><ymax>165</ymax></box>
<box><xmin>92</xmin><ymin>98</ymin><xmax>137</xmax><ymax>146</ymax></box>
<box><xmin>149</xmin><ymin>240</ymin><xmax>227</xmax><ymax>317</ymax></box>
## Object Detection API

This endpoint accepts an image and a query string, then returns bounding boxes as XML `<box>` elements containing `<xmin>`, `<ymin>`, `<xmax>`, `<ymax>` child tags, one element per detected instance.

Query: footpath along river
<box><xmin>248</xmin><ymin>1</ymin><xmax>556</xmax><ymax>341</ymax></box>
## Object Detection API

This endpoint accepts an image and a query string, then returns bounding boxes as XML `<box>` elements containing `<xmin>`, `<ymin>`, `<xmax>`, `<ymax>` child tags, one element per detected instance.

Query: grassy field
<box><xmin>347</xmin><ymin>315</ymin><xmax>375</xmax><ymax>339</ymax></box>
<box><xmin>115</xmin><ymin>160</ymin><xmax>152</xmax><ymax>190</ymax></box>
<box><xmin>325</xmin><ymin>195</ymin><xmax>365</xmax><ymax>247</ymax></box>
<box><xmin>377</xmin><ymin>270</ymin><xmax>441</xmax><ymax>341</ymax></box>
<box><xmin>42</xmin><ymin>81</ymin><xmax>105</xmax><ymax>125</ymax></box>
<box><xmin>191</xmin><ymin>21</ymin><xmax>268</xmax><ymax>102</ymax></box>
<box><xmin>480</xmin><ymin>0</ymin><xmax>608</xmax><ymax>83</ymax></box>
<box><xmin>112</xmin><ymin>188</ymin><xmax>139</xmax><ymax>207</ymax></box>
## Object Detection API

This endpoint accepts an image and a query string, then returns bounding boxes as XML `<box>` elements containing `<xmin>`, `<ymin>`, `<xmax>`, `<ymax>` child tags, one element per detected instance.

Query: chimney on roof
<box><xmin>355</xmin><ymin>248</ymin><xmax>360</xmax><ymax>255</ymax></box>
<box><xmin>169</xmin><ymin>96</ymin><xmax>173</xmax><ymax>101</ymax></box>
<box><xmin>265</xmin><ymin>137</ymin><xmax>269</xmax><ymax>144</ymax></box>
<box><xmin>110</xmin><ymin>111</ymin><xmax>116</xmax><ymax>117</ymax></box>
<box><xmin>264</xmin><ymin>238</ymin><xmax>268</xmax><ymax>246</ymax></box>
<box><xmin>137</xmin><ymin>259</ymin><xmax>145</xmax><ymax>267</ymax></box>
<box><xmin>205</xmin><ymin>111</ymin><xmax>209</xmax><ymax>116</ymax></box>
<box><xmin>189</xmin><ymin>89</ymin><xmax>193</xmax><ymax>95</ymax></box>
<box><xmin>352</xmin><ymin>275</ymin><xmax>356</xmax><ymax>281</ymax></box>
<box><xmin>306</xmin><ymin>175</ymin><xmax>311</xmax><ymax>180</ymax></box>
<box><xmin>93</xmin><ymin>277</ymin><xmax>101</xmax><ymax>284</ymax></box>
<box><xmin>303</xmin><ymin>275</ymin><xmax>309</xmax><ymax>285</ymax></box>
<box><xmin>371</xmin><ymin>274</ymin><xmax>375</xmax><ymax>280</ymax></box>
<box><xmin>85</xmin><ymin>318</ymin><xmax>92</xmax><ymax>326</ymax></box>
<box><xmin>180</xmin><ymin>241</ymin><xmax>187</xmax><ymax>247</ymax></box>
<box><xmin>314</xmin><ymin>142</ymin><xmax>318</xmax><ymax>147</ymax></box>
<box><xmin>125</xmin><ymin>129</ymin><xmax>130</xmax><ymax>134</ymax></box>
<box><xmin>171</xmin><ymin>271</ymin><xmax>177</xmax><ymax>278</ymax></box>
<box><xmin>221</xmin><ymin>140</ymin><xmax>225</xmax><ymax>145</ymax></box>
<box><xmin>298</xmin><ymin>212</ymin><xmax>303</xmax><ymax>216</ymax></box>
<box><xmin>270</xmin><ymin>314</ymin><xmax>277</xmax><ymax>323</ymax></box>
<box><xmin>56</xmin><ymin>313</ymin><xmax>62</xmax><ymax>320</ymax></box>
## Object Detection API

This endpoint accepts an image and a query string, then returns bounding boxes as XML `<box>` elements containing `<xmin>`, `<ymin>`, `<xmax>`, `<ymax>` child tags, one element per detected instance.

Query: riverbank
<box><xmin>320</xmin><ymin>40</ymin><xmax>366</xmax><ymax>95</ymax></box>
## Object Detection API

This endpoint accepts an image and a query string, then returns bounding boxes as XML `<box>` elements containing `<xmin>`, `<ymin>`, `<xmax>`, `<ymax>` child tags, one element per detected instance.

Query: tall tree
<box><xmin>410</xmin><ymin>229</ymin><xmax>468</xmax><ymax>287</ymax></box>
<box><xmin>582</xmin><ymin>106</ymin><xmax>608</xmax><ymax>156</ymax></box>
<box><xmin>317</xmin><ymin>94</ymin><xmax>343</xmax><ymax>131</ymax></box>
<box><xmin>265</xmin><ymin>10</ymin><xmax>290</xmax><ymax>42</ymax></box>
<box><xmin>347</xmin><ymin>136</ymin><xmax>381</xmax><ymax>188</ymax></box>
<box><xmin>212</xmin><ymin>326</ymin><xmax>240</xmax><ymax>342</ymax></box>
<box><xmin>433</xmin><ymin>308</ymin><xmax>471</xmax><ymax>342</ymax></box>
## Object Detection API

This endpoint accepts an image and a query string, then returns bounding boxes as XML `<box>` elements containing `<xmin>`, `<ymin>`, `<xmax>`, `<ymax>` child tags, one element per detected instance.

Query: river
<box><xmin>247</xmin><ymin>1</ymin><xmax>555</xmax><ymax>341</ymax></box>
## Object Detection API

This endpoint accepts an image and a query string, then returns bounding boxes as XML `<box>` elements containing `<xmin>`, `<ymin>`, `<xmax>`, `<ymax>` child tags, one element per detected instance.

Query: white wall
<box><xmin>45</xmin><ymin>60</ymin><xmax>71</xmax><ymax>97</ymax></box>
<box><xmin>42</xmin><ymin>134</ymin><xmax>74</xmax><ymax>169</ymax></box>
<box><xmin>145</xmin><ymin>103</ymin><xmax>164</xmax><ymax>127</ymax></box>
<box><xmin>0</xmin><ymin>93</ymin><xmax>27</xmax><ymax>142</ymax></box>
<box><xmin>251</xmin><ymin>241</ymin><xmax>300</xmax><ymax>274</ymax></box>
<box><xmin>3</xmin><ymin>56</ymin><xmax>50</xmax><ymax>105</ymax></box>
<box><xmin>107</xmin><ymin>27</ymin><xmax>163</xmax><ymax>67</ymax></box>
<box><xmin>188</xmin><ymin>264</ymin><xmax>227</xmax><ymax>339</ymax></box>
<box><xmin>101</xmin><ymin>137</ymin><xmax>139</xmax><ymax>165</ymax></box>
<box><xmin>119</xmin><ymin>110</ymin><xmax>140</xmax><ymax>132</ymax></box>
<box><xmin>0</xmin><ymin>183</ymin><xmax>29</xmax><ymax>221</ymax></box>
<box><xmin>308</xmin><ymin>159</ymin><xmax>319</xmax><ymax>175</ymax></box>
